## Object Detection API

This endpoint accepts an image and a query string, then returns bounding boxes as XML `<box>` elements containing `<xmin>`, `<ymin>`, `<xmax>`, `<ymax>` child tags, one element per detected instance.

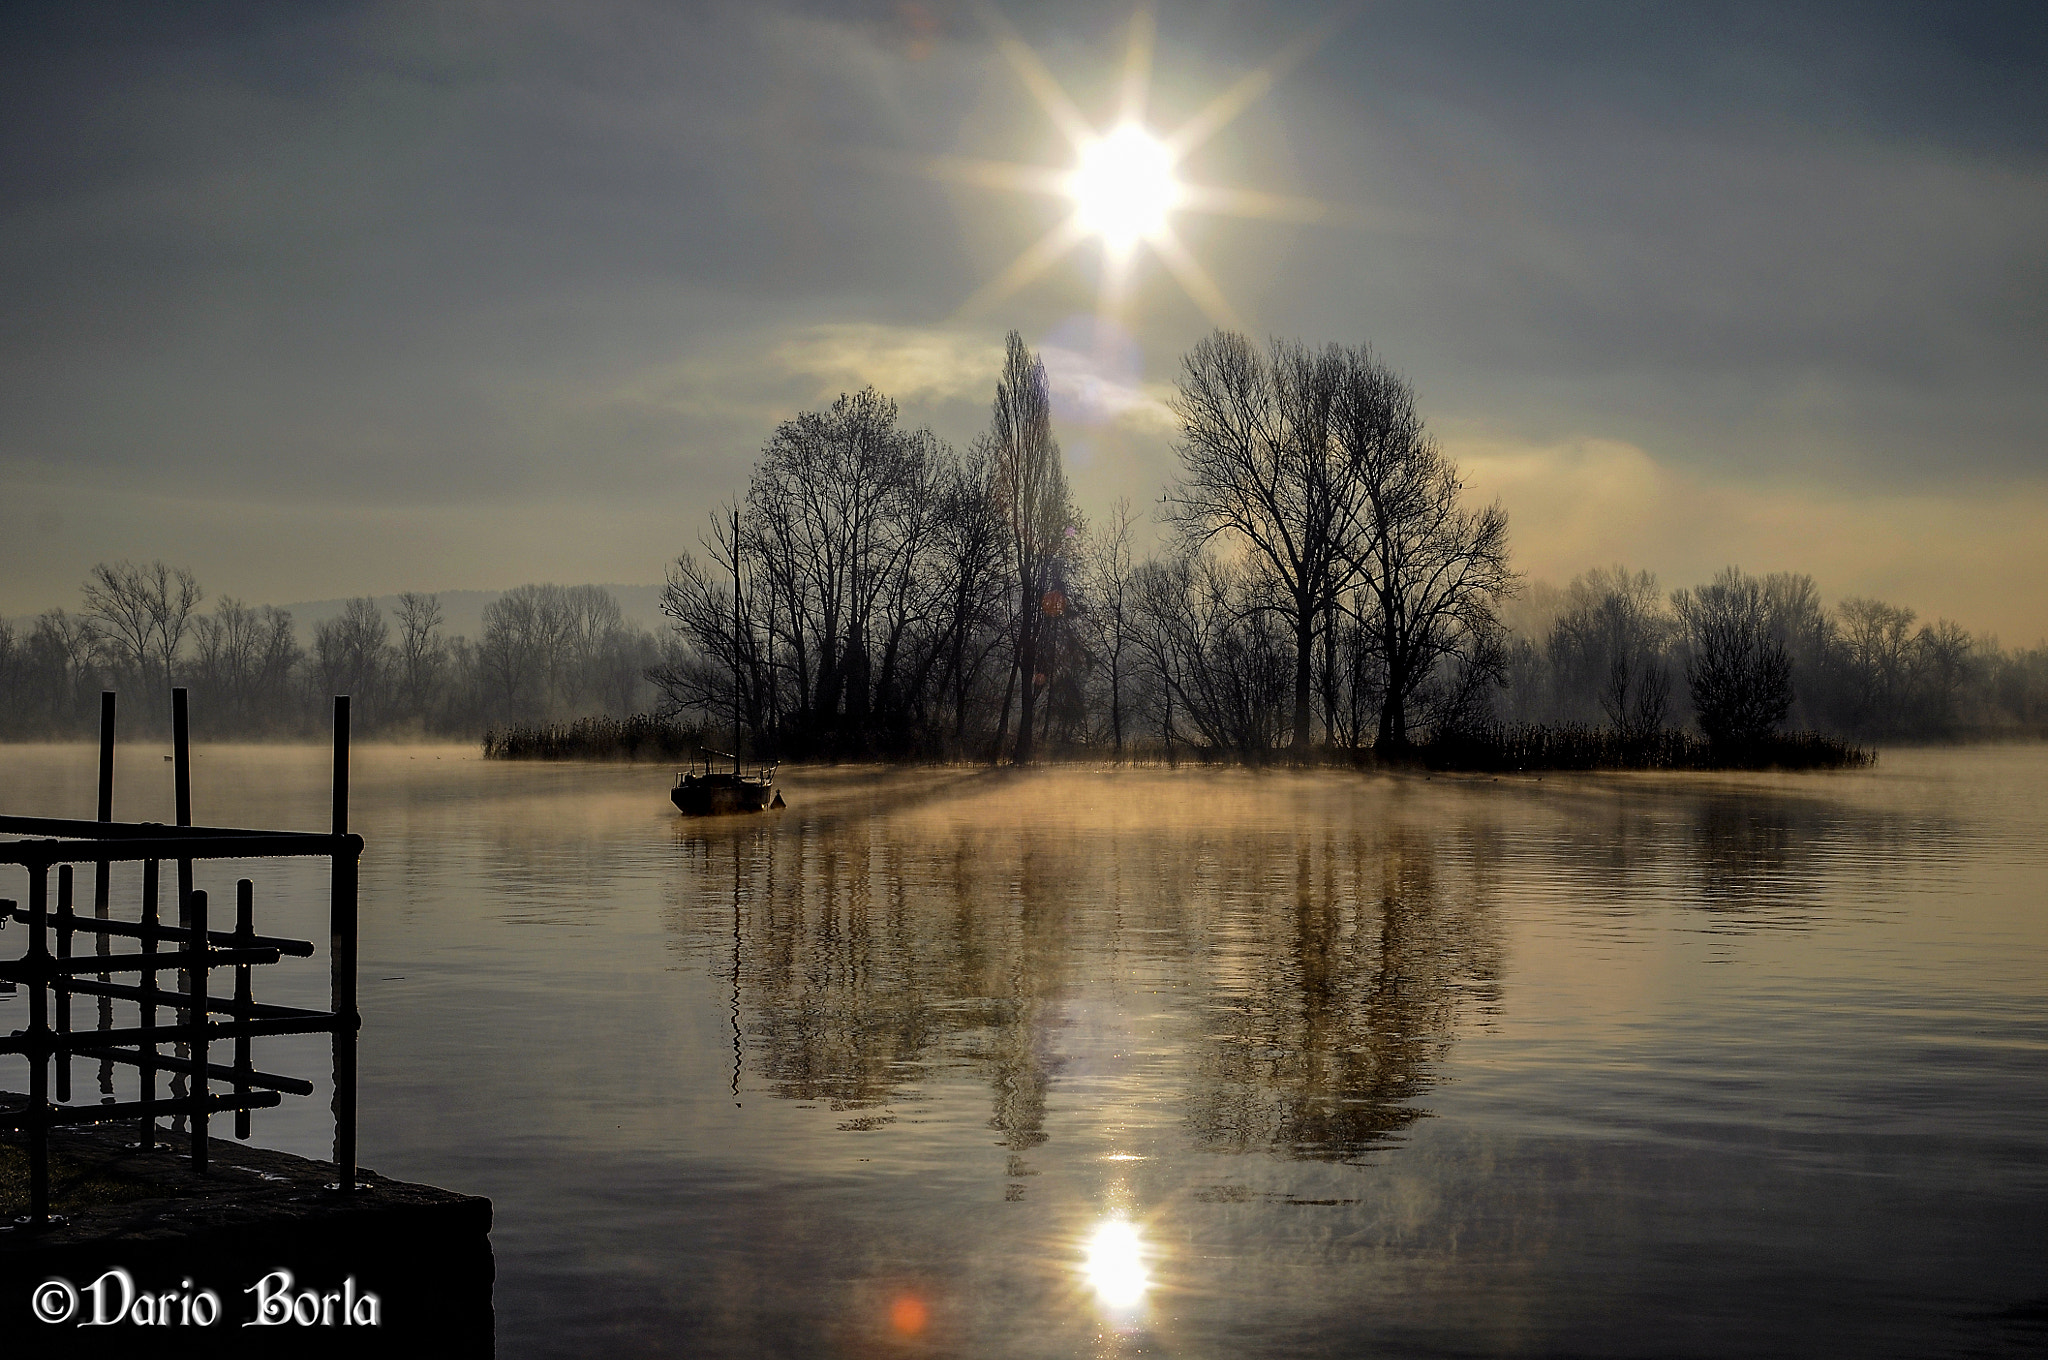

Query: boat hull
<box><xmin>671</xmin><ymin>777</ymin><xmax>776</xmax><ymax>816</ymax></box>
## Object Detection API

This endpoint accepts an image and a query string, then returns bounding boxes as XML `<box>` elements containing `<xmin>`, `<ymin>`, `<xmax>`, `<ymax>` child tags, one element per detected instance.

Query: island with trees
<box><xmin>3</xmin><ymin>330</ymin><xmax>2042</xmax><ymax>769</ymax></box>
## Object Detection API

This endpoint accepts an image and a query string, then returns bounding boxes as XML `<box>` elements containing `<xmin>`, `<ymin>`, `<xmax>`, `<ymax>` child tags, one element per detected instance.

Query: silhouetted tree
<box><xmin>82</xmin><ymin>560</ymin><xmax>200</xmax><ymax>700</ymax></box>
<box><xmin>1350</xmin><ymin>419</ymin><xmax>1514</xmax><ymax>752</ymax></box>
<box><xmin>313</xmin><ymin>597</ymin><xmax>392</xmax><ymax>720</ymax></box>
<box><xmin>1674</xmin><ymin>567</ymin><xmax>1793</xmax><ymax>747</ymax></box>
<box><xmin>1165</xmin><ymin>334</ymin><xmax>1371</xmax><ymax>752</ymax></box>
<box><xmin>1546</xmin><ymin>566</ymin><xmax>1672</xmax><ymax>739</ymax></box>
<box><xmin>1835</xmin><ymin>596</ymin><xmax>1918</xmax><ymax>734</ymax></box>
<box><xmin>1132</xmin><ymin>552</ymin><xmax>1292</xmax><ymax>759</ymax></box>
<box><xmin>393</xmin><ymin>592</ymin><xmax>447</xmax><ymax>725</ymax></box>
<box><xmin>1084</xmin><ymin>497</ymin><xmax>1140</xmax><ymax>757</ymax></box>
<box><xmin>984</xmin><ymin>332</ymin><xmax>1073</xmax><ymax>764</ymax></box>
<box><xmin>737</xmin><ymin>388</ymin><xmax>941</xmax><ymax>751</ymax></box>
<box><xmin>192</xmin><ymin>597</ymin><xmax>299</xmax><ymax>732</ymax></box>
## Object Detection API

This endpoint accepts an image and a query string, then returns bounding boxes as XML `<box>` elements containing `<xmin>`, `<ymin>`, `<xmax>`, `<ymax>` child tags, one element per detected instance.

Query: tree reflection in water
<box><xmin>1186</xmin><ymin>827</ymin><xmax>1503</xmax><ymax>1160</ymax></box>
<box><xmin>663</xmin><ymin>789</ymin><xmax>1505</xmax><ymax>1169</ymax></box>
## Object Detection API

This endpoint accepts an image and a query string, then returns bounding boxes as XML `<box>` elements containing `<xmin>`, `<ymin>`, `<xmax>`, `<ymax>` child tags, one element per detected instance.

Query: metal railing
<box><xmin>0</xmin><ymin>690</ymin><xmax>363</xmax><ymax>1227</ymax></box>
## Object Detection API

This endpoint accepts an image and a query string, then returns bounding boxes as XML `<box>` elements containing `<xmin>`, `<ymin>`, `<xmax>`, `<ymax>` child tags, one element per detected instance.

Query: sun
<box><xmin>913</xmin><ymin>8</ymin><xmax>1345</xmax><ymax>328</ymax></box>
<box><xmin>1069</xmin><ymin>124</ymin><xmax>1182</xmax><ymax>253</ymax></box>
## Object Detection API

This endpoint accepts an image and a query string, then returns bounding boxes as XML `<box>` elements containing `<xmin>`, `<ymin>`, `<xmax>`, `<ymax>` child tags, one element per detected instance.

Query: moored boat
<box><xmin>672</xmin><ymin>506</ymin><xmax>788</xmax><ymax>817</ymax></box>
<box><xmin>672</xmin><ymin>749</ymin><xmax>781</xmax><ymax>816</ymax></box>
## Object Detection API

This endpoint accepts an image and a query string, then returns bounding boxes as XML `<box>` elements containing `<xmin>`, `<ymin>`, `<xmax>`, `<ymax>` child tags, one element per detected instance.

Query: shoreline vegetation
<box><xmin>479</xmin><ymin>714</ymin><xmax>1873</xmax><ymax>772</ymax></box>
<box><xmin>1411</xmin><ymin>725</ymin><xmax>1871</xmax><ymax>772</ymax></box>
<box><xmin>7</xmin><ymin>331</ymin><xmax>2044</xmax><ymax>761</ymax></box>
<box><xmin>482</xmin><ymin>714</ymin><xmax>708</xmax><ymax>762</ymax></box>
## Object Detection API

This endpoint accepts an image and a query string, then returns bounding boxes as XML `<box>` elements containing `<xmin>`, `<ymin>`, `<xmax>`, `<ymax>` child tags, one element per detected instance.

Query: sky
<box><xmin>3</xmin><ymin>0</ymin><xmax>2044</xmax><ymax>641</ymax></box>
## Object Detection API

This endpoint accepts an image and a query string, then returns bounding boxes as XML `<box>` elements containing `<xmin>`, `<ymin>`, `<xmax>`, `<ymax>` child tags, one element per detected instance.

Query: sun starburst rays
<box><xmin>928</xmin><ymin>8</ymin><xmax>1339</xmax><ymax>329</ymax></box>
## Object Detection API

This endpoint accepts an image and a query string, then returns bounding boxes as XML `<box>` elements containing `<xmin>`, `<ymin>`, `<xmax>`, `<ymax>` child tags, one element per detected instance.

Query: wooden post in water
<box><xmin>26</xmin><ymin>864</ymin><xmax>50</xmax><ymax>1225</ymax></box>
<box><xmin>173</xmin><ymin>686</ymin><xmax>193</xmax><ymax>896</ymax></box>
<box><xmin>138</xmin><ymin>858</ymin><xmax>161</xmax><ymax>1150</ymax></box>
<box><xmin>171</xmin><ymin>688</ymin><xmax>193</xmax><ymax>1135</ymax></box>
<box><xmin>54</xmin><ymin>865</ymin><xmax>72</xmax><ymax>1103</ymax></box>
<box><xmin>188</xmin><ymin>887</ymin><xmax>209</xmax><ymax>1172</ymax></box>
<box><xmin>234</xmin><ymin>878</ymin><xmax>255</xmax><ymax>1139</ymax></box>
<box><xmin>95</xmin><ymin>692</ymin><xmax>115</xmax><ymax>1096</ymax></box>
<box><xmin>330</xmin><ymin>695</ymin><xmax>360</xmax><ymax>1192</ymax></box>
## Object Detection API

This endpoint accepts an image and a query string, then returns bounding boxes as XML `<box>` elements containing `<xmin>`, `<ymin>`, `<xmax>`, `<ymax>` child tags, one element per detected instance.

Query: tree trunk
<box><xmin>1377</xmin><ymin>612</ymin><xmax>1408</xmax><ymax>752</ymax></box>
<box><xmin>1013</xmin><ymin>612</ymin><xmax>1038</xmax><ymax>764</ymax></box>
<box><xmin>1110</xmin><ymin>653</ymin><xmax>1123</xmax><ymax>758</ymax></box>
<box><xmin>992</xmin><ymin>653</ymin><xmax>1018</xmax><ymax>764</ymax></box>
<box><xmin>1291</xmin><ymin>597</ymin><xmax>1315</xmax><ymax>752</ymax></box>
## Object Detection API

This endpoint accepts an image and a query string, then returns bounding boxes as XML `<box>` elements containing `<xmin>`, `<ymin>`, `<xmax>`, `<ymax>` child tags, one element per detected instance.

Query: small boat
<box><xmin>672</xmin><ymin>748</ymin><xmax>782</xmax><ymax>816</ymax></box>
<box><xmin>674</xmin><ymin>508</ymin><xmax>787</xmax><ymax>817</ymax></box>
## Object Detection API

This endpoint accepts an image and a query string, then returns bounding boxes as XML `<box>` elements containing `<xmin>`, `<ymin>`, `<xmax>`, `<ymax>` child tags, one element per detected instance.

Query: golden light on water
<box><xmin>1082</xmin><ymin>1217</ymin><xmax>1151</xmax><ymax>1313</ymax></box>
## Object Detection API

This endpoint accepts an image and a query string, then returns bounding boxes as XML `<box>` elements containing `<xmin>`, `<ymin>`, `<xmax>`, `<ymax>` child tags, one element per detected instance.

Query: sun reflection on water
<box><xmin>1082</xmin><ymin>1217</ymin><xmax>1151</xmax><ymax>1314</ymax></box>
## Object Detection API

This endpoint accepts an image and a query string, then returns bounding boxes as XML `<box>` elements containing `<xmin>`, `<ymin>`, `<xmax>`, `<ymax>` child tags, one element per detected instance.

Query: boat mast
<box><xmin>732</xmin><ymin>505</ymin><xmax>742</xmax><ymax>777</ymax></box>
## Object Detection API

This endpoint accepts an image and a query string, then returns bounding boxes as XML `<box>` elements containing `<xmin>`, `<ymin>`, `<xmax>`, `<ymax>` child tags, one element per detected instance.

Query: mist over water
<box><xmin>3</xmin><ymin>746</ymin><xmax>2045</xmax><ymax>1357</ymax></box>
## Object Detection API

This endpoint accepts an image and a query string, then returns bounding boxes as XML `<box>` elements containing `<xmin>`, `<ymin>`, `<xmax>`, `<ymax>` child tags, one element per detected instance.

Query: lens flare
<box><xmin>1082</xmin><ymin>1216</ymin><xmax>1150</xmax><ymax>1311</ymax></box>
<box><xmin>889</xmin><ymin>1293</ymin><xmax>928</xmax><ymax>1335</ymax></box>
<box><xmin>1068</xmin><ymin>124</ymin><xmax>1181</xmax><ymax>251</ymax></box>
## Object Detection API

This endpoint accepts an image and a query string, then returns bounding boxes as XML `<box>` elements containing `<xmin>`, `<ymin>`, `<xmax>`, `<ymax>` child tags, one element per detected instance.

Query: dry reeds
<box><xmin>482</xmin><ymin>714</ymin><xmax>707</xmax><ymax>761</ymax></box>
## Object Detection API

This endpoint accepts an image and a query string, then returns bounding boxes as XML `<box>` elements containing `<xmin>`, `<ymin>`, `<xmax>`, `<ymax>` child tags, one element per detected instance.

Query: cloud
<box><xmin>1037</xmin><ymin>317</ymin><xmax>1178</xmax><ymax>434</ymax></box>
<box><xmin>0</xmin><ymin>0</ymin><xmax>2040</xmax><ymax>640</ymax></box>
<box><xmin>1455</xmin><ymin>433</ymin><xmax>2048</xmax><ymax>644</ymax></box>
<box><xmin>770</xmin><ymin>323</ymin><xmax>1004</xmax><ymax>406</ymax></box>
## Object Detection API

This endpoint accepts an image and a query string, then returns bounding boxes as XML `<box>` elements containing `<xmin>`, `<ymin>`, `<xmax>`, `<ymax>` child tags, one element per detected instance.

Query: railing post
<box><xmin>172</xmin><ymin>687</ymin><xmax>193</xmax><ymax>1137</ymax></box>
<box><xmin>26</xmin><ymin>863</ymin><xmax>51</xmax><ymax>1226</ymax></box>
<box><xmin>330</xmin><ymin>694</ymin><xmax>359</xmax><ymax>1193</ymax></box>
<box><xmin>235</xmin><ymin>878</ymin><xmax>254</xmax><ymax>1140</ymax></box>
<box><xmin>188</xmin><ymin>888</ymin><xmax>209</xmax><ymax>1172</ymax></box>
<box><xmin>95</xmin><ymin>693</ymin><xmax>115</xmax><ymax>1096</ymax></box>
<box><xmin>138</xmin><ymin>858</ymin><xmax>162</xmax><ymax>1151</ymax></box>
<box><xmin>54</xmin><ymin>865</ymin><xmax>72</xmax><ymax>1103</ymax></box>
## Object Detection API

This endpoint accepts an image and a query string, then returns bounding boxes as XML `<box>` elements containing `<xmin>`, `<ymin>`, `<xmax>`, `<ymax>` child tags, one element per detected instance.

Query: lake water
<box><xmin>3</xmin><ymin>744</ymin><xmax>2046</xmax><ymax>1357</ymax></box>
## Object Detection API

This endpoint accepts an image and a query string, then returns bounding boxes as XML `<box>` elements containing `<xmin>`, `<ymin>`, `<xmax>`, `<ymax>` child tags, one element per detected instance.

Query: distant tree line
<box><xmin>0</xmin><ymin>570</ymin><xmax>662</xmax><ymax>740</ymax></box>
<box><xmin>651</xmin><ymin>328</ymin><xmax>2048</xmax><ymax>764</ymax></box>
<box><xmin>7</xmin><ymin>329</ymin><xmax>2043</xmax><ymax>757</ymax></box>
<box><xmin>1498</xmin><ymin>564</ymin><xmax>2047</xmax><ymax>743</ymax></box>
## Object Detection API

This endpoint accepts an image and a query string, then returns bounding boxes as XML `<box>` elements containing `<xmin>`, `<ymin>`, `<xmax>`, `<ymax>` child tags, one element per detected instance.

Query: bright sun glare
<box><xmin>920</xmin><ymin>9</ymin><xmax>1342</xmax><ymax>328</ymax></box>
<box><xmin>1083</xmin><ymin>1217</ymin><xmax>1150</xmax><ymax>1311</ymax></box>
<box><xmin>1069</xmin><ymin>124</ymin><xmax>1182</xmax><ymax>251</ymax></box>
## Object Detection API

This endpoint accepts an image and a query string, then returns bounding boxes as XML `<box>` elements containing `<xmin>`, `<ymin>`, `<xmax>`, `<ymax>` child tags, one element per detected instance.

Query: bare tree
<box><xmin>1835</xmin><ymin>596</ymin><xmax>1918</xmax><ymax>732</ymax></box>
<box><xmin>739</xmin><ymin>388</ymin><xmax>936</xmax><ymax>750</ymax></box>
<box><xmin>1132</xmin><ymin>551</ymin><xmax>1292</xmax><ymax>760</ymax></box>
<box><xmin>1545</xmin><ymin>566</ymin><xmax>1672</xmax><ymax>738</ymax></box>
<box><xmin>251</xmin><ymin>606</ymin><xmax>303</xmax><ymax>731</ymax></box>
<box><xmin>1350</xmin><ymin>426</ymin><xmax>1514</xmax><ymax>752</ymax></box>
<box><xmin>983</xmin><ymin>331</ymin><xmax>1072</xmax><ymax>764</ymax></box>
<box><xmin>313</xmin><ymin>597</ymin><xmax>392</xmax><ymax>721</ymax></box>
<box><xmin>1673</xmin><ymin>568</ymin><xmax>1793</xmax><ymax>747</ymax></box>
<box><xmin>23</xmin><ymin>610</ymin><xmax>101</xmax><ymax>733</ymax></box>
<box><xmin>394</xmin><ymin>592</ymin><xmax>447</xmax><ymax>722</ymax></box>
<box><xmin>932</xmin><ymin>442</ymin><xmax>1012</xmax><ymax>751</ymax></box>
<box><xmin>1084</xmin><ymin>496</ymin><xmax>1140</xmax><ymax>757</ymax></box>
<box><xmin>1165</xmin><ymin>334</ymin><xmax>1367</xmax><ymax>752</ymax></box>
<box><xmin>193</xmin><ymin>599</ymin><xmax>301</xmax><ymax>733</ymax></box>
<box><xmin>1914</xmin><ymin>618</ymin><xmax>1973</xmax><ymax>729</ymax></box>
<box><xmin>654</xmin><ymin>509</ymin><xmax>756</xmax><ymax>740</ymax></box>
<box><xmin>193</xmin><ymin>598</ymin><xmax>264</xmax><ymax>727</ymax></box>
<box><xmin>82</xmin><ymin>560</ymin><xmax>201</xmax><ymax>697</ymax></box>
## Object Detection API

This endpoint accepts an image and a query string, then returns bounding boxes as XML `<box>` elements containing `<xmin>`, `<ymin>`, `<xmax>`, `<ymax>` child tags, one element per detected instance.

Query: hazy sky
<box><xmin>4</xmin><ymin>1</ymin><xmax>2044</xmax><ymax>640</ymax></box>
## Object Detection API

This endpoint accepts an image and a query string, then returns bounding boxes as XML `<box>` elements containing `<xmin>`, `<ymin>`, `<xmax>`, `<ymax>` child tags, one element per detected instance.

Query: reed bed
<box><xmin>482</xmin><ymin>714</ymin><xmax>707</xmax><ymax>761</ymax></box>
<box><xmin>1415</xmin><ymin>724</ymin><xmax>1872</xmax><ymax>772</ymax></box>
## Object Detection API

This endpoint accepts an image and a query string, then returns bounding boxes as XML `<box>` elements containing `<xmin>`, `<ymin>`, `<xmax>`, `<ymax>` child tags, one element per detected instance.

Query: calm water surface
<box><xmin>4</xmin><ymin>745</ymin><xmax>2045</xmax><ymax>1357</ymax></box>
